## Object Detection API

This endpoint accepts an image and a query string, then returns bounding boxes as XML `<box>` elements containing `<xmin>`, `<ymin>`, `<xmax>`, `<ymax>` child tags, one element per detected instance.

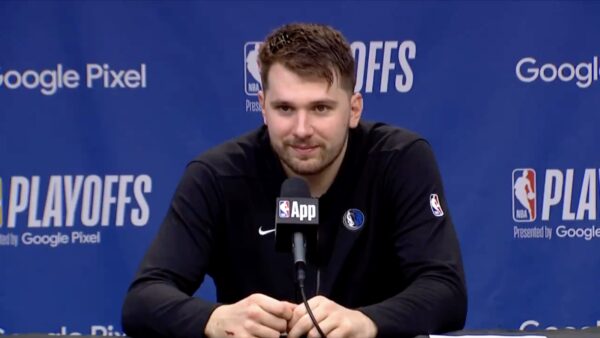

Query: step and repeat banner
<box><xmin>1</xmin><ymin>1</ymin><xmax>599</xmax><ymax>335</ymax></box>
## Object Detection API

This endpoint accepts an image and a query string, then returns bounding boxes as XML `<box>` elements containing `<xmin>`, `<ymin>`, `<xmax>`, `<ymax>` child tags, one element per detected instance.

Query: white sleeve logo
<box><xmin>430</xmin><ymin>194</ymin><xmax>444</xmax><ymax>217</ymax></box>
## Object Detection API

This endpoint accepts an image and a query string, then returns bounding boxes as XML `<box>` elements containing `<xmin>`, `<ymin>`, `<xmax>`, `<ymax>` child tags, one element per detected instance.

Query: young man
<box><xmin>122</xmin><ymin>23</ymin><xmax>467</xmax><ymax>338</ymax></box>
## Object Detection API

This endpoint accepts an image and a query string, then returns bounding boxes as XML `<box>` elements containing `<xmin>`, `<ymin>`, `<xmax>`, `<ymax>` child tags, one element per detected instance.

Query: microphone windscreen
<box><xmin>280</xmin><ymin>177</ymin><xmax>311</xmax><ymax>198</ymax></box>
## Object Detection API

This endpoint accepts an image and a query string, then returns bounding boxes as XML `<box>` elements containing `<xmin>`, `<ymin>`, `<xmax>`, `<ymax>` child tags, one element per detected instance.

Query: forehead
<box><xmin>264</xmin><ymin>63</ymin><xmax>348</xmax><ymax>101</ymax></box>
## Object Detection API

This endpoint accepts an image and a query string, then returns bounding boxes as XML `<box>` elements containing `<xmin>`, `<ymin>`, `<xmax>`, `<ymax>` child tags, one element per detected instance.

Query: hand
<box><xmin>204</xmin><ymin>293</ymin><xmax>296</xmax><ymax>338</ymax></box>
<box><xmin>287</xmin><ymin>296</ymin><xmax>377</xmax><ymax>338</ymax></box>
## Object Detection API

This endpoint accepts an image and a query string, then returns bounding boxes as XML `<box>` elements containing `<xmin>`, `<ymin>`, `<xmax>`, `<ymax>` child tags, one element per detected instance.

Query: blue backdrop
<box><xmin>1</xmin><ymin>1</ymin><xmax>599</xmax><ymax>335</ymax></box>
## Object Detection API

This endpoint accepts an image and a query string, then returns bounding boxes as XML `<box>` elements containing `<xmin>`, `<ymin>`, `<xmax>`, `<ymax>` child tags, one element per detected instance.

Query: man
<box><xmin>122</xmin><ymin>23</ymin><xmax>467</xmax><ymax>338</ymax></box>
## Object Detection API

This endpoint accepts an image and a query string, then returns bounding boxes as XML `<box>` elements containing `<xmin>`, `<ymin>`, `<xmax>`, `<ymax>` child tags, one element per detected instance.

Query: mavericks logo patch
<box><xmin>342</xmin><ymin>209</ymin><xmax>365</xmax><ymax>231</ymax></box>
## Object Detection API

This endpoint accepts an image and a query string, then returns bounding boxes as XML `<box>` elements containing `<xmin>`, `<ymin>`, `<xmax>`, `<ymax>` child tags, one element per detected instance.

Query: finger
<box><xmin>253</xmin><ymin>308</ymin><xmax>289</xmax><ymax>333</ymax></box>
<box><xmin>324</xmin><ymin>327</ymin><xmax>349</xmax><ymax>338</ymax></box>
<box><xmin>242</xmin><ymin>318</ymin><xmax>284</xmax><ymax>338</ymax></box>
<box><xmin>244</xmin><ymin>299</ymin><xmax>290</xmax><ymax>333</ymax></box>
<box><xmin>307</xmin><ymin>315</ymin><xmax>337</xmax><ymax>338</ymax></box>
<box><xmin>290</xmin><ymin>297</ymin><xmax>324</xmax><ymax>328</ymax></box>
<box><xmin>253</xmin><ymin>294</ymin><xmax>295</xmax><ymax>320</ymax></box>
<box><xmin>281</xmin><ymin>301</ymin><xmax>298</xmax><ymax>320</ymax></box>
<box><xmin>287</xmin><ymin>305</ymin><xmax>328</xmax><ymax>338</ymax></box>
<box><xmin>289</xmin><ymin>303</ymin><xmax>305</xmax><ymax>329</ymax></box>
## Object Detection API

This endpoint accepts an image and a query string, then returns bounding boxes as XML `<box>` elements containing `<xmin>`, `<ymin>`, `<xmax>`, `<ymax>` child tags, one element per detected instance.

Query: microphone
<box><xmin>275</xmin><ymin>177</ymin><xmax>327</xmax><ymax>338</ymax></box>
<box><xmin>275</xmin><ymin>177</ymin><xmax>319</xmax><ymax>280</ymax></box>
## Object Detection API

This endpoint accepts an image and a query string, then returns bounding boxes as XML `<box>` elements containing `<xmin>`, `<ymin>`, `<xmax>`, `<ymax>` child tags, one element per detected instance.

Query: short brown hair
<box><xmin>258</xmin><ymin>23</ymin><xmax>355</xmax><ymax>93</ymax></box>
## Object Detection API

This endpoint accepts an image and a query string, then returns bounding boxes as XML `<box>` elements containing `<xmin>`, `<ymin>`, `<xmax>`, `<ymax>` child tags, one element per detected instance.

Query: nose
<box><xmin>293</xmin><ymin>111</ymin><xmax>313</xmax><ymax>139</ymax></box>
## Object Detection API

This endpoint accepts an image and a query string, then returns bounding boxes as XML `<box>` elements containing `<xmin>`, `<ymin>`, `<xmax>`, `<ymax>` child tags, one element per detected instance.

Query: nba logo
<box><xmin>512</xmin><ymin>168</ymin><xmax>536</xmax><ymax>222</ymax></box>
<box><xmin>430</xmin><ymin>194</ymin><xmax>444</xmax><ymax>217</ymax></box>
<box><xmin>244</xmin><ymin>42</ymin><xmax>262</xmax><ymax>95</ymax></box>
<box><xmin>279</xmin><ymin>200</ymin><xmax>290</xmax><ymax>218</ymax></box>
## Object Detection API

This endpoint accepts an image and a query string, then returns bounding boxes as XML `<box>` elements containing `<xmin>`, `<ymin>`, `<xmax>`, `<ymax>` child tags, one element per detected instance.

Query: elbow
<box><xmin>121</xmin><ymin>289</ymin><xmax>144</xmax><ymax>337</ymax></box>
<box><xmin>121</xmin><ymin>293</ymin><xmax>135</xmax><ymax>336</ymax></box>
<box><xmin>446</xmin><ymin>281</ymin><xmax>468</xmax><ymax>332</ymax></box>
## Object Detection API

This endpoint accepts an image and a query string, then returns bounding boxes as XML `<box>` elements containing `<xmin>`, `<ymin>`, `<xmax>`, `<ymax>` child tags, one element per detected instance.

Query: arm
<box><xmin>122</xmin><ymin>161</ymin><xmax>298</xmax><ymax>338</ymax></box>
<box><xmin>288</xmin><ymin>140</ymin><xmax>466</xmax><ymax>338</ymax></box>
<box><xmin>359</xmin><ymin>140</ymin><xmax>467</xmax><ymax>337</ymax></box>
<box><xmin>122</xmin><ymin>161</ymin><xmax>222</xmax><ymax>338</ymax></box>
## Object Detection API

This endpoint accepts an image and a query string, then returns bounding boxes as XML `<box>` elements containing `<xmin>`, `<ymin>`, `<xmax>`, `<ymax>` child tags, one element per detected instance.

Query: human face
<box><xmin>259</xmin><ymin>63</ymin><xmax>362</xmax><ymax>178</ymax></box>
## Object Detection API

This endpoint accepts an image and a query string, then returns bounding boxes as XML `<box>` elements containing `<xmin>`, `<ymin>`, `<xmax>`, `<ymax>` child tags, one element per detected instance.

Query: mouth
<box><xmin>290</xmin><ymin>144</ymin><xmax>319</xmax><ymax>156</ymax></box>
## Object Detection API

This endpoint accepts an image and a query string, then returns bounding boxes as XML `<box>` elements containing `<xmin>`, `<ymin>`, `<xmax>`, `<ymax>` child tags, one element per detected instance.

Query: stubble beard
<box><xmin>275</xmin><ymin>133</ymin><xmax>348</xmax><ymax>177</ymax></box>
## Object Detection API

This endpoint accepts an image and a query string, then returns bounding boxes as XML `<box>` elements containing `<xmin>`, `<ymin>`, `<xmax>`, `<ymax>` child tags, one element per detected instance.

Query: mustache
<box><xmin>284</xmin><ymin>142</ymin><xmax>320</xmax><ymax>148</ymax></box>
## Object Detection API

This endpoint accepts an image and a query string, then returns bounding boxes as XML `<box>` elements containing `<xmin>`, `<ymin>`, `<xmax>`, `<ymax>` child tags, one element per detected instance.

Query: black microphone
<box><xmin>275</xmin><ymin>177</ymin><xmax>319</xmax><ymax>281</ymax></box>
<box><xmin>275</xmin><ymin>177</ymin><xmax>326</xmax><ymax>338</ymax></box>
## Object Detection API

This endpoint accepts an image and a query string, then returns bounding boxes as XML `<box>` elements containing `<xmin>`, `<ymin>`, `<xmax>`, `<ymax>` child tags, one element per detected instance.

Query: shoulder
<box><xmin>352</xmin><ymin>121</ymin><xmax>441</xmax><ymax>183</ymax></box>
<box><xmin>355</xmin><ymin>120</ymin><xmax>429</xmax><ymax>155</ymax></box>
<box><xmin>188</xmin><ymin>126</ymin><xmax>270</xmax><ymax>178</ymax></box>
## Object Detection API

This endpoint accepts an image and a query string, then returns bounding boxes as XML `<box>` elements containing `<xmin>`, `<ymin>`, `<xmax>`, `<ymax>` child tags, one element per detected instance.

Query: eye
<box><xmin>277</xmin><ymin>105</ymin><xmax>294</xmax><ymax>115</ymax></box>
<box><xmin>314</xmin><ymin>105</ymin><xmax>330</xmax><ymax>114</ymax></box>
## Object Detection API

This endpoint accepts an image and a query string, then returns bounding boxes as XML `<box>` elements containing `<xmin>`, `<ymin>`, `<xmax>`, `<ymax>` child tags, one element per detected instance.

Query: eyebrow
<box><xmin>269</xmin><ymin>99</ymin><xmax>338</xmax><ymax>107</ymax></box>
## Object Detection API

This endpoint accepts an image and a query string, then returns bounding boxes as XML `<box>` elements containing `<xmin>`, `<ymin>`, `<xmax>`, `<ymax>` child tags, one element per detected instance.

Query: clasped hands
<box><xmin>205</xmin><ymin>293</ymin><xmax>377</xmax><ymax>338</ymax></box>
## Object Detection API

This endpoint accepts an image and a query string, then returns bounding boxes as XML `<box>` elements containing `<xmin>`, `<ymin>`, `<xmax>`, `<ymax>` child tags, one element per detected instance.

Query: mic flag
<box><xmin>275</xmin><ymin>177</ymin><xmax>319</xmax><ymax>260</ymax></box>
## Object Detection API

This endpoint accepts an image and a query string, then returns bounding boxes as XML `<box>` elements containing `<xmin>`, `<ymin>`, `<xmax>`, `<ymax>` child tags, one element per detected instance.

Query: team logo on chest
<box><xmin>342</xmin><ymin>209</ymin><xmax>365</xmax><ymax>231</ymax></box>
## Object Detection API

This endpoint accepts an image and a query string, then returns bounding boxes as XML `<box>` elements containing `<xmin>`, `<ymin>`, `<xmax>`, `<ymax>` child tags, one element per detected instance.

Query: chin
<box><xmin>288</xmin><ymin>161</ymin><xmax>323</xmax><ymax>176</ymax></box>
<box><xmin>290</xmin><ymin>165</ymin><xmax>317</xmax><ymax>175</ymax></box>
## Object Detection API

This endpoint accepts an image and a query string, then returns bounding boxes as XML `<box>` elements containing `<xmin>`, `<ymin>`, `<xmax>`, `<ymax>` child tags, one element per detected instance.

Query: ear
<box><xmin>258</xmin><ymin>90</ymin><xmax>267</xmax><ymax>125</ymax></box>
<box><xmin>349</xmin><ymin>92</ymin><xmax>363</xmax><ymax>128</ymax></box>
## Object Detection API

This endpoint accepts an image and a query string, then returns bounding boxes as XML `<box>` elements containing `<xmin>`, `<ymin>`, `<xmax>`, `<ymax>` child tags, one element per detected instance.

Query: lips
<box><xmin>290</xmin><ymin>144</ymin><xmax>318</xmax><ymax>155</ymax></box>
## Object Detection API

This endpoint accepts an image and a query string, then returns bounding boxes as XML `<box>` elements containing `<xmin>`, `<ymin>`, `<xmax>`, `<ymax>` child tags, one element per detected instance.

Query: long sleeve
<box><xmin>122</xmin><ymin>161</ymin><xmax>222</xmax><ymax>338</ymax></box>
<box><xmin>359</xmin><ymin>140</ymin><xmax>467</xmax><ymax>337</ymax></box>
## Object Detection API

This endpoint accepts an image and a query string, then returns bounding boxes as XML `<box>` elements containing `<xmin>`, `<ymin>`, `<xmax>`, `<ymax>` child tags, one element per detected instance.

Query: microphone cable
<box><xmin>296</xmin><ymin>264</ymin><xmax>327</xmax><ymax>338</ymax></box>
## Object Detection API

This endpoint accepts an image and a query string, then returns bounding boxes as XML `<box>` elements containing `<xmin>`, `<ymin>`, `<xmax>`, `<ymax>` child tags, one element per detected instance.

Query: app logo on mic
<box><xmin>279</xmin><ymin>200</ymin><xmax>290</xmax><ymax>218</ymax></box>
<box><xmin>244</xmin><ymin>42</ymin><xmax>262</xmax><ymax>96</ymax></box>
<box><xmin>513</xmin><ymin>168</ymin><xmax>536</xmax><ymax>222</ymax></box>
<box><xmin>430</xmin><ymin>194</ymin><xmax>444</xmax><ymax>217</ymax></box>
